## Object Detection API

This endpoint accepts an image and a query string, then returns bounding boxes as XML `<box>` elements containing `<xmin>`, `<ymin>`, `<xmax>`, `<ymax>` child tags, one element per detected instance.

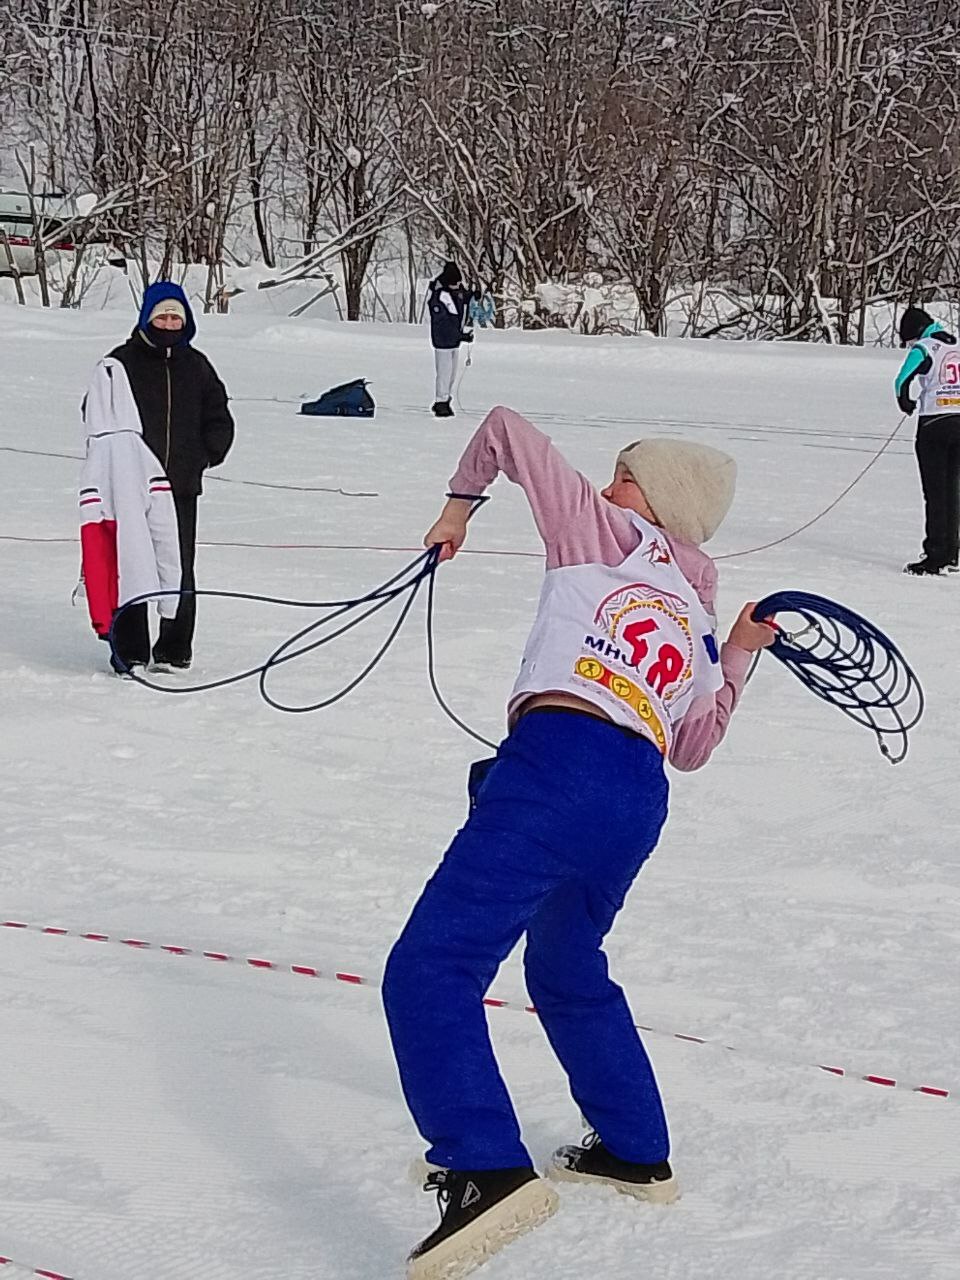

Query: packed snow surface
<box><xmin>1</xmin><ymin>306</ymin><xmax>958</xmax><ymax>1279</ymax></box>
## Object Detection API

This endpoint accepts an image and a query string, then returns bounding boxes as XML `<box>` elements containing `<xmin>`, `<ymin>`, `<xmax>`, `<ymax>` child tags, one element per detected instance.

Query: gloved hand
<box><xmin>462</xmin><ymin>330</ymin><xmax>474</xmax><ymax>344</ymax></box>
<box><xmin>897</xmin><ymin>388</ymin><xmax>916</xmax><ymax>415</ymax></box>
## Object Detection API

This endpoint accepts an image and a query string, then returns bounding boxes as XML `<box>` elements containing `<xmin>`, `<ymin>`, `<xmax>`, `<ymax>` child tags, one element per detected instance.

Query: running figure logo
<box><xmin>643</xmin><ymin>537</ymin><xmax>672</xmax><ymax>566</ymax></box>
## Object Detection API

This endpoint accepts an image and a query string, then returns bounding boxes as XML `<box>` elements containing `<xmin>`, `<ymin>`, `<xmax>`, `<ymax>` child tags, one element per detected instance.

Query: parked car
<box><xmin>0</xmin><ymin>190</ymin><xmax>80</xmax><ymax>276</ymax></box>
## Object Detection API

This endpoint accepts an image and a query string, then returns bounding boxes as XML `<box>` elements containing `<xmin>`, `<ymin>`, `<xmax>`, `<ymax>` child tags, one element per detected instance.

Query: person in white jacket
<box><xmin>78</xmin><ymin>357</ymin><xmax>181</xmax><ymax>674</ymax></box>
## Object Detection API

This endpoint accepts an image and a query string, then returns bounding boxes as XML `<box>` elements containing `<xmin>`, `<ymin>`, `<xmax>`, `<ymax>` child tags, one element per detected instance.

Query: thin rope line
<box><xmin>717</xmin><ymin>414</ymin><xmax>909</xmax><ymax>560</ymax></box>
<box><xmin>0</xmin><ymin>446</ymin><xmax>376</xmax><ymax>497</ymax></box>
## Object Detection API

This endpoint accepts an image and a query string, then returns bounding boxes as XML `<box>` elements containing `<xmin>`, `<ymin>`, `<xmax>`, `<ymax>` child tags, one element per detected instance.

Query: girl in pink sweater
<box><xmin>384</xmin><ymin>407</ymin><xmax>773</xmax><ymax>1280</ymax></box>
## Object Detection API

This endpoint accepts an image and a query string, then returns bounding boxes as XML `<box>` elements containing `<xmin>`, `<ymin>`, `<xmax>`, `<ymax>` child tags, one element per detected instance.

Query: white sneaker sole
<box><xmin>406</xmin><ymin>1179</ymin><xmax>559</xmax><ymax>1280</ymax></box>
<box><xmin>547</xmin><ymin>1157</ymin><xmax>680</xmax><ymax>1204</ymax></box>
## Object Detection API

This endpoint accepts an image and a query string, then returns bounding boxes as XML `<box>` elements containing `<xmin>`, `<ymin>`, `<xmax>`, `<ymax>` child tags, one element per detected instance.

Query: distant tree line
<box><xmin>0</xmin><ymin>0</ymin><xmax>956</xmax><ymax>338</ymax></box>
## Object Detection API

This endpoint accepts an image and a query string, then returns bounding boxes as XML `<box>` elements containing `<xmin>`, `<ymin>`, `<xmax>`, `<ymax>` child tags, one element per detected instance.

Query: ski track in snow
<box><xmin>1</xmin><ymin>307</ymin><xmax>958</xmax><ymax>1278</ymax></box>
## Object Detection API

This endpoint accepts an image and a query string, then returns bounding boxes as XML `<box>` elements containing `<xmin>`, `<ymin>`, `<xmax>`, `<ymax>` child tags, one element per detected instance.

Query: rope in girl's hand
<box><xmin>109</xmin><ymin>491</ymin><xmax>924</xmax><ymax>761</ymax></box>
<box><xmin>108</xmin><ymin>504</ymin><xmax>498</xmax><ymax>748</ymax></box>
<box><xmin>750</xmin><ymin>590</ymin><xmax>924</xmax><ymax>763</ymax></box>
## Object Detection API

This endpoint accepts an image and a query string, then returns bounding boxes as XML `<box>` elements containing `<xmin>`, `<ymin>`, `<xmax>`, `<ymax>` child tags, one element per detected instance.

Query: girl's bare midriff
<box><xmin>516</xmin><ymin>690</ymin><xmax>613</xmax><ymax>724</ymax></box>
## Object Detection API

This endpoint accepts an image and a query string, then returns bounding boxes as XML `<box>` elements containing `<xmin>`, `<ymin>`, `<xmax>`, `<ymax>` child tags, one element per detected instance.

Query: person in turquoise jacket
<box><xmin>895</xmin><ymin>306</ymin><xmax>960</xmax><ymax>575</ymax></box>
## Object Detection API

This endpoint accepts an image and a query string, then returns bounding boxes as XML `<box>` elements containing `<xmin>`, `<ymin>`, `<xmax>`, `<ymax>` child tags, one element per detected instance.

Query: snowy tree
<box><xmin>1</xmin><ymin>0</ymin><xmax>958</xmax><ymax>337</ymax></box>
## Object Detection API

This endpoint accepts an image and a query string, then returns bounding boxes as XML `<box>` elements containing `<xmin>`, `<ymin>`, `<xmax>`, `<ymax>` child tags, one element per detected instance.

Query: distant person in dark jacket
<box><xmin>427</xmin><ymin>261</ymin><xmax>472</xmax><ymax>418</ymax></box>
<box><xmin>895</xmin><ymin>306</ymin><xmax>960</xmax><ymax>576</ymax></box>
<box><xmin>106</xmin><ymin>281</ymin><xmax>235</xmax><ymax>667</ymax></box>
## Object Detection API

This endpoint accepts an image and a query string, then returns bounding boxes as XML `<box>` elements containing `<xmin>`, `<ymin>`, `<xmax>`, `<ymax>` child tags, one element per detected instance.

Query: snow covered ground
<box><xmin>1</xmin><ymin>305</ymin><xmax>958</xmax><ymax>1280</ymax></box>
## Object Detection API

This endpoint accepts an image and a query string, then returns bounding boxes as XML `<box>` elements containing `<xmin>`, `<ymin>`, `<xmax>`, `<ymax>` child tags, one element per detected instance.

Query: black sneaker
<box><xmin>903</xmin><ymin>558</ymin><xmax>946</xmax><ymax>576</ymax></box>
<box><xmin>548</xmin><ymin>1131</ymin><xmax>678</xmax><ymax>1204</ymax></box>
<box><xmin>407</xmin><ymin>1167</ymin><xmax>558</xmax><ymax>1280</ymax></box>
<box><xmin>431</xmin><ymin>400</ymin><xmax>455</xmax><ymax>418</ymax></box>
<box><xmin>151</xmin><ymin>654</ymin><xmax>192</xmax><ymax>671</ymax></box>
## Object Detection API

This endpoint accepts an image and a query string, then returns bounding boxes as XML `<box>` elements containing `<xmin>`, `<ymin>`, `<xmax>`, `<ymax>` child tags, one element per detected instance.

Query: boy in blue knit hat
<box><xmin>100</xmin><ymin>282</ymin><xmax>235</xmax><ymax>668</ymax></box>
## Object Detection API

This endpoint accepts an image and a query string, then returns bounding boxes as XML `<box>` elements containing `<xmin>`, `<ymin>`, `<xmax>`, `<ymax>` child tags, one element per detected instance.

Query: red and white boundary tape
<box><xmin>0</xmin><ymin>1256</ymin><xmax>72</xmax><ymax>1280</ymax></box>
<box><xmin>1</xmin><ymin>919</ymin><xmax>951</xmax><ymax>1102</ymax></box>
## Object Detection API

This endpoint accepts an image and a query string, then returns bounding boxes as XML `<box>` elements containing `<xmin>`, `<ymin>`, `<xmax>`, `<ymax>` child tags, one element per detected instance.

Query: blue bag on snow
<box><xmin>300</xmin><ymin>379</ymin><xmax>375</xmax><ymax>418</ymax></box>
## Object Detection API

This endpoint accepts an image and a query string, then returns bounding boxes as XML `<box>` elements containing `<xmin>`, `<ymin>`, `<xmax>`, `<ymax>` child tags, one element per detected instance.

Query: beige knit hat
<box><xmin>148</xmin><ymin>298</ymin><xmax>186</xmax><ymax>324</ymax></box>
<box><xmin>617</xmin><ymin>438</ymin><xmax>736</xmax><ymax>545</ymax></box>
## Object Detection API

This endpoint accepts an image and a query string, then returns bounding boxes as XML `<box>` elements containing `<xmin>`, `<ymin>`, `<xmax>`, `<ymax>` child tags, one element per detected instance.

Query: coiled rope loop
<box><xmin>753</xmin><ymin>591</ymin><xmax>924</xmax><ymax>764</ymax></box>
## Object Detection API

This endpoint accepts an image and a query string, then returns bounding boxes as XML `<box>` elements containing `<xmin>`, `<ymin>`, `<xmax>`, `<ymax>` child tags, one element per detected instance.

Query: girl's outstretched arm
<box><xmin>445</xmin><ymin>405</ymin><xmax>635</xmax><ymax>568</ymax></box>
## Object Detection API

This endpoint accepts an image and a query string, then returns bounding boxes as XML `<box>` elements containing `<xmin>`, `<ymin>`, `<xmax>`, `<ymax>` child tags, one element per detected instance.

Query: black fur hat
<box><xmin>899</xmin><ymin>306</ymin><xmax>934</xmax><ymax>346</ymax></box>
<box><xmin>438</xmin><ymin>261</ymin><xmax>462</xmax><ymax>288</ymax></box>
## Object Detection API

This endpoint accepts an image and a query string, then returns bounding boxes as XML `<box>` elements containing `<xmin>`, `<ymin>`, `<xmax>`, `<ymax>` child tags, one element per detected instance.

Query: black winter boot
<box><xmin>432</xmin><ymin>399</ymin><xmax>454</xmax><ymax>418</ymax></box>
<box><xmin>548</xmin><ymin>1130</ymin><xmax>678</xmax><ymax>1203</ymax></box>
<box><xmin>150</xmin><ymin>654</ymin><xmax>192</xmax><ymax>671</ymax></box>
<box><xmin>903</xmin><ymin>558</ymin><xmax>946</xmax><ymax>576</ymax></box>
<box><xmin>407</xmin><ymin>1167</ymin><xmax>558</xmax><ymax>1279</ymax></box>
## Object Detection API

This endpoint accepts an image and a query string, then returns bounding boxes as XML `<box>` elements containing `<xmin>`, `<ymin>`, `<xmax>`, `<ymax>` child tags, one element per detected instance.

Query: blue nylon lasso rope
<box><xmin>109</xmin><ymin>569</ymin><xmax>921</xmax><ymax>764</ymax></box>
<box><xmin>108</xmin><ymin>533</ymin><xmax>497</xmax><ymax>749</ymax></box>
<box><xmin>753</xmin><ymin>591</ymin><xmax>924</xmax><ymax>764</ymax></box>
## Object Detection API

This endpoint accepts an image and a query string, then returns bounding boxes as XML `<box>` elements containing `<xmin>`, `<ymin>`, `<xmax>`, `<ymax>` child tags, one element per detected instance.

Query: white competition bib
<box><xmin>509</xmin><ymin>515</ymin><xmax>723</xmax><ymax>754</ymax></box>
<box><xmin>915</xmin><ymin>337</ymin><xmax>960</xmax><ymax>415</ymax></box>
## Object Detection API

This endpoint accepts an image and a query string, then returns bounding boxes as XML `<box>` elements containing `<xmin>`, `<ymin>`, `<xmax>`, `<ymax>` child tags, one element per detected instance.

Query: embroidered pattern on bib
<box><xmin>573</xmin><ymin>656</ymin><xmax>668</xmax><ymax>752</ymax></box>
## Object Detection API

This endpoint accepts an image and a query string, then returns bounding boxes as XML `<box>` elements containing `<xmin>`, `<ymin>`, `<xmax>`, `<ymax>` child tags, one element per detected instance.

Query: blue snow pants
<box><xmin>383</xmin><ymin>707</ymin><xmax>671</xmax><ymax>1171</ymax></box>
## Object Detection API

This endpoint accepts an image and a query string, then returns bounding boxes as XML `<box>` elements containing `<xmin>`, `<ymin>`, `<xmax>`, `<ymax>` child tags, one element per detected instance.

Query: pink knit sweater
<box><xmin>448</xmin><ymin>406</ymin><xmax>751</xmax><ymax>771</ymax></box>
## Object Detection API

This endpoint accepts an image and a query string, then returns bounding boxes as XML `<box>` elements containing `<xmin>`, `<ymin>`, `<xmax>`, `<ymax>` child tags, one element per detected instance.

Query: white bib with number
<box><xmin>509</xmin><ymin>515</ymin><xmax>724</xmax><ymax>754</ymax></box>
<box><xmin>914</xmin><ymin>337</ymin><xmax>960</xmax><ymax>416</ymax></box>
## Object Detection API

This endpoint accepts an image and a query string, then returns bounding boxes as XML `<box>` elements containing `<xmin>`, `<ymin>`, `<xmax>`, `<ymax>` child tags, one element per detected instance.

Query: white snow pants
<box><xmin>434</xmin><ymin>348</ymin><xmax>459</xmax><ymax>402</ymax></box>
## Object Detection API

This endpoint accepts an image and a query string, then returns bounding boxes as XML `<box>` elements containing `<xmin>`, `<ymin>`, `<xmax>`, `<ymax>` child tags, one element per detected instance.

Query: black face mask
<box><xmin>147</xmin><ymin>323</ymin><xmax>183</xmax><ymax>349</ymax></box>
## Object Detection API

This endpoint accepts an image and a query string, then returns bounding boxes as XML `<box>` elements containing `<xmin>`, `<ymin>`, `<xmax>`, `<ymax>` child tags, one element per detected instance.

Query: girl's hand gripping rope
<box><xmin>728</xmin><ymin>602</ymin><xmax>778</xmax><ymax>653</ymax></box>
<box><xmin>424</xmin><ymin>493</ymin><xmax>485</xmax><ymax>561</ymax></box>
